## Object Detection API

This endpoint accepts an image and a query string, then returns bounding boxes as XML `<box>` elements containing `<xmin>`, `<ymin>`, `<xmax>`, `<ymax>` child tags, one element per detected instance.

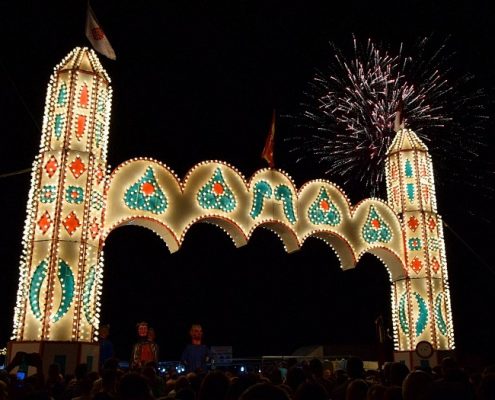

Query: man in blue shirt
<box><xmin>98</xmin><ymin>324</ymin><xmax>114</xmax><ymax>370</ymax></box>
<box><xmin>180</xmin><ymin>324</ymin><xmax>210</xmax><ymax>373</ymax></box>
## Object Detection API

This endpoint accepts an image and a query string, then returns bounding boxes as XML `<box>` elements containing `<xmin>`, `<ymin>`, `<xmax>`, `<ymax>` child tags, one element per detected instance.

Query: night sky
<box><xmin>1</xmin><ymin>1</ymin><xmax>494</xmax><ymax>365</ymax></box>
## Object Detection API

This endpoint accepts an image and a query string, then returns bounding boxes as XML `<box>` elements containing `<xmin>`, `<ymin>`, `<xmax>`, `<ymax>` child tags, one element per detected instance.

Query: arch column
<box><xmin>386</xmin><ymin>129</ymin><xmax>455</xmax><ymax>366</ymax></box>
<box><xmin>8</xmin><ymin>47</ymin><xmax>111</xmax><ymax>375</ymax></box>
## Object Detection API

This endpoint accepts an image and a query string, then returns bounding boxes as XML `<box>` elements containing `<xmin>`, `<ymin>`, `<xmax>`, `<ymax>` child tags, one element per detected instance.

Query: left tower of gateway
<box><xmin>10</xmin><ymin>47</ymin><xmax>111</xmax><ymax>361</ymax></box>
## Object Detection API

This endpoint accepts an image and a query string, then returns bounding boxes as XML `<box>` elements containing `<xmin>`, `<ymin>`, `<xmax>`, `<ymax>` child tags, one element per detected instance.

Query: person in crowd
<box><xmin>402</xmin><ymin>370</ymin><xmax>432</xmax><ymax>400</ymax></box>
<box><xmin>430</xmin><ymin>356</ymin><xmax>475</xmax><ymax>399</ymax></box>
<box><xmin>346</xmin><ymin>378</ymin><xmax>368</xmax><ymax>400</ymax></box>
<box><xmin>147</xmin><ymin>327</ymin><xmax>160</xmax><ymax>363</ymax></box>
<box><xmin>239</xmin><ymin>382</ymin><xmax>290</xmax><ymax>400</ymax></box>
<box><xmin>117</xmin><ymin>372</ymin><xmax>154</xmax><ymax>400</ymax></box>
<box><xmin>45</xmin><ymin>362</ymin><xmax>65</xmax><ymax>400</ymax></box>
<box><xmin>0</xmin><ymin>380</ymin><xmax>7</xmax><ymax>400</ymax></box>
<box><xmin>294</xmin><ymin>381</ymin><xmax>329</xmax><ymax>400</ymax></box>
<box><xmin>285</xmin><ymin>365</ymin><xmax>306</xmax><ymax>394</ymax></box>
<box><xmin>64</xmin><ymin>363</ymin><xmax>88</xmax><ymax>399</ymax></box>
<box><xmin>131</xmin><ymin>321</ymin><xmax>159</xmax><ymax>370</ymax></box>
<box><xmin>197</xmin><ymin>370</ymin><xmax>230</xmax><ymax>400</ymax></box>
<box><xmin>180</xmin><ymin>324</ymin><xmax>210</xmax><ymax>374</ymax></box>
<box><xmin>367</xmin><ymin>383</ymin><xmax>387</xmax><ymax>400</ymax></box>
<box><xmin>478</xmin><ymin>372</ymin><xmax>495</xmax><ymax>400</ymax></box>
<box><xmin>388</xmin><ymin>362</ymin><xmax>410</xmax><ymax>388</ymax></box>
<box><xmin>332</xmin><ymin>356</ymin><xmax>367</xmax><ymax>400</ymax></box>
<box><xmin>309</xmin><ymin>357</ymin><xmax>334</xmax><ymax>394</ymax></box>
<box><xmin>142</xmin><ymin>362</ymin><xmax>165</xmax><ymax>398</ymax></box>
<box><xmin>98</xmin><ymin>324</ymin><xmax>114</xmax><ymax>371</ymax></box>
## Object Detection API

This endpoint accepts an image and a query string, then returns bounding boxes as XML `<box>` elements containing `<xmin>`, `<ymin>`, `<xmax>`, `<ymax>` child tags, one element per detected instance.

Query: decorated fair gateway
<box><xmin>8</xmin><ymin>48</ymin><xmax>454</xmax><ymax>374</ymax></box>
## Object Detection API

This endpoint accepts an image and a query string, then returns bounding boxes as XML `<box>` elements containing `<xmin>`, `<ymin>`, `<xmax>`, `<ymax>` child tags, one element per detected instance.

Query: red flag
<box><xmin>261</xmin><ymin>110</ymin><xmax>276</xmax><ymax>168</ymax></box>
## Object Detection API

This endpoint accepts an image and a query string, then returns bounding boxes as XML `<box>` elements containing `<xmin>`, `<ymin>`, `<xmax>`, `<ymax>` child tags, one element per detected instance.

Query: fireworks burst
<box><xmin>289</xmin><ymin>35</ymin><xmax>488</xmax><ymax>198</ymax></box>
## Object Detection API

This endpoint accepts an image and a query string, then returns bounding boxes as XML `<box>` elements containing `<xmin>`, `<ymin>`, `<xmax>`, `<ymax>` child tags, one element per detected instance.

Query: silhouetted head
<box><xmin>346</xmin><ymin>379</ymin><xmax>368</xmax><ymax>400</ymax></box>
<box><xmin>309</xmin><ymin>358</ymin><xmax>324</xmax><ymax>378</ymax></box>
<box><xmin>294</xmin><ymin>381</ymin><xmax>328</xmax><ymax>400</ymax></box>
<box><xmin>402</xmin><ymin>371</ymin><xmax>433</xmax><ymax>400</ymax></box>
<box><xmin>240</xmin><ymin>382</ymin><xmax>290</xmax><ymax>400</ymax></box>
<box><xmin>118</xmin><ymin>372</ymin><xmax>153</xmax><ymax>400</ymax></box>
<box><xmin>389</xmin><ymin>362</ymin><xmax>410</xmax><ymax>386</ymax></box>
<box><xmin>347</xmin><ymin>357</ymin><xmax>365</xmax><ymax>379</ymax></box>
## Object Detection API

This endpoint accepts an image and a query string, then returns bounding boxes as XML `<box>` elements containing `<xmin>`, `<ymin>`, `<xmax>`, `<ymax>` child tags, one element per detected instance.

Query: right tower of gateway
<box><xmin>386</xmin><ymin>128</ymin><xmax>455</xmax><ymax>357</ymax></box>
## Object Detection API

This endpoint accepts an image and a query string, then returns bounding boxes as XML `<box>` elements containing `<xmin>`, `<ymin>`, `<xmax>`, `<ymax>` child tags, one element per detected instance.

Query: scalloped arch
<box><xmin>181</xmin><ymin>215</ymin><xmax>248</xmax><ymax>248</ymax></box>
<box><xmin>249</xmin><ymin>220</ymin><xmax>300</xmax><ymax>253</ymax></box>
<box><xmin>103</xmin><ymin>216</ymin><xmax>180</xmax><ymax>253</ymax></box>
<box><xmin>104</xmin><ymin>159</ymin><xmax>406</xmax><ymax>278</ymax></box>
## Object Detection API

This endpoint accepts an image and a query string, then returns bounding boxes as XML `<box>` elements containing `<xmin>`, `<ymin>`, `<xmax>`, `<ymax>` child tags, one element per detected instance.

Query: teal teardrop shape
<box><xmin>124</xmin><ymin>167</ymin><xmax>168</xmax><ymax>214</ymax></box>
<box><xmin>308</xmin><ymin>187</ymin><xmax>341</xmax><ymax>226</ymax></box>
<box><xmin>362</xmin><ymin>206</ymin><xmax>392</xmax><ymax>244</ymax></box>
<box><xmin>197</xmin><ymin>168</ymin><xmax>236</xmax><ymax>212</ymax></box>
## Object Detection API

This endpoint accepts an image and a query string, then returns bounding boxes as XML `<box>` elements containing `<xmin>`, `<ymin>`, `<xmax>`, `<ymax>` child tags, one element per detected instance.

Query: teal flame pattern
<box><xmin>52</xmin><ymin>260</ymin><xmax>75</xmax><ymax>322</ymax></box>
<box><xmin>274</xmin><ymin>185</ymin><xmax>296</xmax><ymax>224</ymax></box>
<box><xmin>29</xmin><ymin>260</ymin><xmax>48</xmax><ymax>320</ymax></box>
<box><xmin>414</xmin><ymin>292</ymin><xmax>429</xmax><ymax>337</ymax></box>
<box><xmin>399</xmin><ymin>292</ymin><xmax>409</xmax><ymax>335</ymax></box>
<box><xmin>250</xmin><ymin>180</ymin><xmax>272</xmax><ymax>219</ymax></box>
<box><xmin>435</xmin><ymin>293</ymin><xmax>448</xmax><ymax>335</ymax></box>
<box><xmin>83</xmin><ymin>266</ymin><xmax>97</xmax><ymax>326</ymax></box>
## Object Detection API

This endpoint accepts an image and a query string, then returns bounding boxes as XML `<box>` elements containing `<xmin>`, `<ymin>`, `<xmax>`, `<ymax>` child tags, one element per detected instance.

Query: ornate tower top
<box><xmin>387</xmin><ymin>128</ymin><xmax>429</xmax><ymax>155</ymax></box>
<box><xmin>55</xmin><ymin>47</ymin><xmax>110</xmax><ymax>81</ymax></box>
<box><xmin>386</xmin><ymin>128</ymin><xmax>437</xmax><ymax>214</ymax></box>
<box><xmin>40</xmin><ymin>47</ymin><xmax>112</xmax><ymax>160</ymax></box>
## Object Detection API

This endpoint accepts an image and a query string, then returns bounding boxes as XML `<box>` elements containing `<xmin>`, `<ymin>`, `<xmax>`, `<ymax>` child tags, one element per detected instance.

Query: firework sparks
<box><xmin>289</xmin><ymin>35</ymin><xmax>488</xmax><ymax>198</ymax></box>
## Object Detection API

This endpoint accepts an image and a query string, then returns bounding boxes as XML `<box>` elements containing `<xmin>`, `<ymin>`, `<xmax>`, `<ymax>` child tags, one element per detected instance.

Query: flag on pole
<box><xmin>85</xmin><ymin>4</ymin><xmax>116</xmax><ymax>60</ymax></box>
<box><xmin>261</xmin><ymin>110</ymin><xmax>276</xmax><ymax>168</ymax></box>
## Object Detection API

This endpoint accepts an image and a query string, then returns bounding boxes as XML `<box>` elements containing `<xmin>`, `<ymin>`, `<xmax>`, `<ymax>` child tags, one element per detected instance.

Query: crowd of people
<box><xmin>2</xmin><ymin>351</ymin><xmax>495</xmax><ymax>399</ymax></box>
<box><xmin>1</xmin><ymin>323</ymin><xmax>494</xmax><ymax>399</ymax></box>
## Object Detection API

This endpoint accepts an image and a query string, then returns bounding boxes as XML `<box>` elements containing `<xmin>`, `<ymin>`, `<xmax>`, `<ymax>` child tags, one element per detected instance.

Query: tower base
<box><xmin>7</xmin><ymin>341</ymin><xmax>99</xmax><ymax>377</ymax></box>
<box><xmin>393</xmin><ymin>349</ymin><xmax>454</xmax><ymax>370</ymax></box>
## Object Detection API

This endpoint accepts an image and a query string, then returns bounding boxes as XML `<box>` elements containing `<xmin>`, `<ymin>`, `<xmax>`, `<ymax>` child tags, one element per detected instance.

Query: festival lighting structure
<box><xmin>9</xmin><ymin>48</ymin><xmax>454</xmax><ymax>371</ymax></box>
<box><xmin>386</xmin><ymin>129</ymin><xmax>455</xmax><ymax>354</ymax></box>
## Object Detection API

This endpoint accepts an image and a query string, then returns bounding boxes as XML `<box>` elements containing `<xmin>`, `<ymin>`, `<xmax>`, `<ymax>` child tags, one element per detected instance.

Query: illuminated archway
<box><xmin>9</xmin><ymin>48</ymin><xmax>455</xmax><ymax>369</ymax></box>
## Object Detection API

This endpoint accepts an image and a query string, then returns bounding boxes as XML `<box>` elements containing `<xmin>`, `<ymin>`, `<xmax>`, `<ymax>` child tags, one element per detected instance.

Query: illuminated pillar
<box><xmin>386</xmin><ymin>129</ymin><xmax>455</xmax><ymax>355</ymax></box>
<box><xmin>11</xmin><ymin>48</ymin><xmax>111</xmax><ymax>345</ymax></box>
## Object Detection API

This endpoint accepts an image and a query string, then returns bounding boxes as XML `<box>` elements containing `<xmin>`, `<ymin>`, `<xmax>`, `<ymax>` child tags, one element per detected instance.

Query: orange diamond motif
<box><xmin>431</xmin><ymin>257</ymin><xmax>441</xmax><ymax>273</ymax></box>
<box><xmin>391</xmin><ymin>163</ymin><xmax>398</xmax><ymax>179</ymax></box>
<box><xmin>393</xmin><ymin>187</ymin><xmax>400</xmax><ymax>205</ymax></box>
<box><xmin>428</xmin><ymin>217</ymin><xmax>437</xmax><ymax>231</ymax></box>
<box><xmin>422</xmin><ymin>186</ymin><xmax>430</xmax><ymax>203</ymax></box>
<box><xmin>96</xmin><ymin>167</ymin><xmax>104</xmax><ymax>185</ymax></box>
<box><xmin>407</xmin><ymin>216</ymin><xmax>419</xmax><ymax>231</ymax></box>
<box><xmin>63</xmin><ymin>211</ymin><xmax>81</xmax><ymax>235</ymax></box>
<box><xmin>37</xmin><ymin>211</ymin><xmax>51</xmax><ymax>234</ymax></box>
<box><xmin>411</xmin><ymin>257</ymin><xmax>422</xmax><ymax>274</ymax></box>
<box><xmin>90</xmin><ymin>218</ymin><xmax>100</xmax><ymax>239</ymax></box>
<box><xmin>69</xmin><ymin>157</ymin><xmax>86</xmax><ymax>179</ymax></box>
<box><xmin>45</xmin><ymin>156</ymin><xmax>58</xmax><ymax>178</ymax></box>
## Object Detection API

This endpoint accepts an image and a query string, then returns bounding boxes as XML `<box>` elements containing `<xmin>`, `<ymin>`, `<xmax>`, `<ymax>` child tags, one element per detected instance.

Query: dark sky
<box><xmin>1</xmin><ymin>1</ymin><xmax>494</xmax><ymax>364</ymax></box>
